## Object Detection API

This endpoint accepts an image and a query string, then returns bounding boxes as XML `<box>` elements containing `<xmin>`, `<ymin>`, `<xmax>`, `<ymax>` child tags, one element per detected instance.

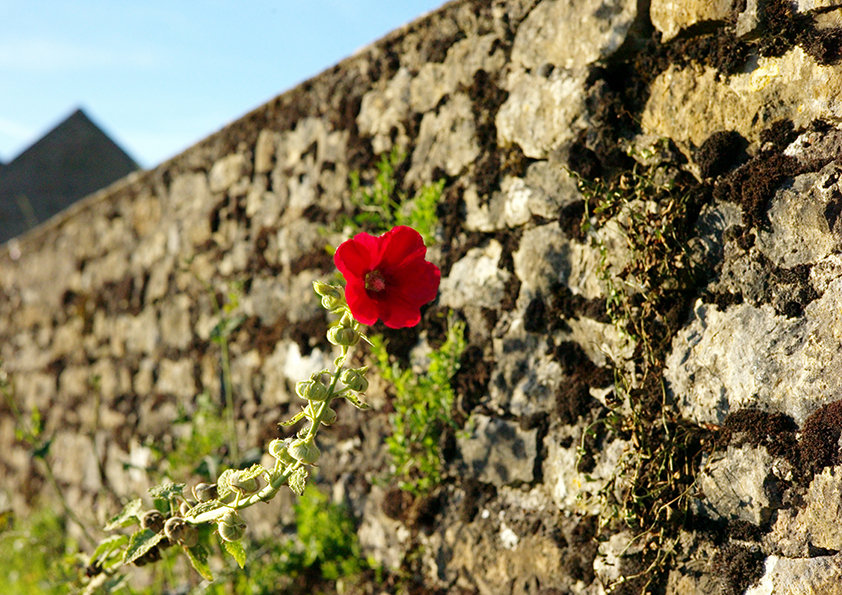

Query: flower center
<box><xmin>364</xmin><ymin>270</ymin><xmax>386</xmax><ymax>293</ymax></box>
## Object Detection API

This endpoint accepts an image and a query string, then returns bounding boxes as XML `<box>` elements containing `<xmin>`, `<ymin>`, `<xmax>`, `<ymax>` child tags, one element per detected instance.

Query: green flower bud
<box><xmin>321</xmin><ymin>407</ymin><xmax>337</xmax><ymax>426</ymax></box>
<box><xmin>230</xmin><ymin>471</ymin><xmax>260</xmax><ymax>495</ymax></box>
<box><xmin>295</xmin><ymin>376</ymin><xmax>329</xmax><ymax>402</ymax></box>
<box><xmin>288</xmin><ymin>438</ymin><xmax>321</xmax><ymax>464</ymax></box>
<box><xmin>341</xmin><ymin>367</ymin><xmax>369</xmax><ymax>392</ymax></box>
<box><xmin>141</xmin><ymin>510</ymin><xmax>164</xmax><ymax>534</ymax></box>
<box><xmin>132</xmin><ymin>545</ymin><xmax>162</xmax><ymax>566</ymax></box>
<box><xmin>218</xmin><ymin>510</ymin><xmax>247</xmax><ymax>542</ymax></box>
<box><xmin>179</xmin><ymin>502</ymin><xmax>192</xmax><ymax>517</ymax></box>
<box><xmin>327</xmin><ymin>325</ymin><xmax>360</xmax><ymax>347</ymax></box>
<box><xmin>313</xmin><ymin>281</ymin><xmax>345</xmax><ymax>311</ymax></box>
<box><xmin>164</xmin><ymin>516</ymin><xmax>199</xmax><ymax>548</ymax></box>
<box><xmin>192</xmin><ymin>482</ymin><xmax>218</xmax><ymax>502</ymax></box>
<box><xmin>269</xmin><ymin>438</ymin><xmax>295</xmax><ymax>465</ymax></box>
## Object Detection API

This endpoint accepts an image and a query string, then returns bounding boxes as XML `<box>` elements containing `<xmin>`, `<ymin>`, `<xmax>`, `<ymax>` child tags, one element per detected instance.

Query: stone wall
<box><xmin>4</xmin><ymin>0</ymin><xmax>842</xmax><ymax>592</ymax></box>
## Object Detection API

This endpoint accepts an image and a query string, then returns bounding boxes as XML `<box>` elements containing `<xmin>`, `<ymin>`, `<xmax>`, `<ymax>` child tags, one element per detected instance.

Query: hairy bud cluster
<box><xmin>164</xmin><ymin>517</ymin><xmax>199</xmax><ymax>548</ymax></box>
<box><xmin>327</xmin><ymin>325</ymin><xmax>360</xmax><ymax>347</ymax></box>
<box><xmin>342</xmin><ymin>367</ymin><xmax>369</xmax><ymax>392</ymax></box>
<box><xmin>313</xmin><ymin>281</ymin><xmax>345</xmax><ymax>312</ymax></box>
<box><xmin>288</xmin><ymin>438</ymin><xmax>321</xmax><ymax>464</ymax></box>
<box><xmin>218</xmin><ymin>510</ymin><xmax>247</xmax><ymax>542</ymax></box>
<box><xmin>296</xmin><ymin>373</ymin><xmax>330</xmax><ymax>402</ymax></box>
<box><xmin>141</xmin><ymin>510</ymin><xmax>164</xmax><ymax>534</ymax></box>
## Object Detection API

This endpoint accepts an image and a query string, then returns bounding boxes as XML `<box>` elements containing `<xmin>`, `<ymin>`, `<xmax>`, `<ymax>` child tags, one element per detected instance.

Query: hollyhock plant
<box><xmin>334</xmin><ymin>226</ymin><xmax>440</xmax><ymax>328</ymax></box>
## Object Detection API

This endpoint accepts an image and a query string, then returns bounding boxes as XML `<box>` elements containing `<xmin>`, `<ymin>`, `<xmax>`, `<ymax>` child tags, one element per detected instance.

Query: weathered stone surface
<box><xmin>745</xmin><ymin>554</ymin><xmax>842</xmax><ymax>595</ymax></box>
<box><xmin>511</xmin><ymin>0</ymin><xmax>636</xmax><ymax>71</ymax></box>
<box><xmin>643</xmin><ymin>47</ymin><xmax>842</xmax><ymax>147</ymax></box>
<box><xmin>408</xmin><ymin>93</ymin><xmax>480</xmax><ymax>184</ymax></box>
<box><xmin>497</xmin><ymin>0</ymin><xmax>636</xmax><ymax>158</ymax></box>
<box><xmin>439</xmin><ymin>240</ymin><xmax>511</xmax><ymax>309</ymax></box>
<box><xmin>695</xmin><ymin>444</ymin><xmax>781</xmax><ymax>525</ymax></box>
<box><xmin>155</xmin><ymin>359</ymin><xmax>196</xmax><ymax>399</ymax></box>
<box><xmin>410</xmin><ymin>34</ymin><xmax>506</xmax><ymax>113</ymax></box>
<box><xmin>665</xmin><ymin>290</ymin><xmax>842</xmax><ymax>425</ymax></box>
<box><xmin>159</xmin><ymin>294</ymin><xmax>193</xmax><ymax>350</ymax></box>
<box><xmin>455</xmin><ymin>415</ymin><xmax>537</xmax><ymax>486</ymax></box>
<box><xmin>357</xmin><ymin>68</ymin><xmax>412</xmax><ymax>155</ymax></box>
<box><xmin>488</xmin><ymin>316</ymin><xmax>564</xmax><ymax>415</ymax></box>
<box><xmin>254</xmin><ymin>129</ymin><xmax>278</xmax><ymax>174</ymax></box>
<box><xmin>650</xmin><ymin>0</ymin><xmax>739</xmax><ymax>42</ymax></box>
<box><xmin>209</xmin><ymin>153</ymin><xmax>248</xmax><ymax>193</ymax></box>
<box><xmin>465</xmin><ymin>163</ymin><xmax>581</xmax><ymax>231</ymax></box>
<box><xmin>756</xmin><ymin>163</ymin><xmax>842</xmax><ymax>268</ymax></box>
<box><xmin>497</xmin><ymin>70</ymin><xmax>588</xmax><ymax>159</ymax></box>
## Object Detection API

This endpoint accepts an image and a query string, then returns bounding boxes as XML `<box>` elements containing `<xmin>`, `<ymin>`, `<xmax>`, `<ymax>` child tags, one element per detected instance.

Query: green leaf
<box><xmin>237</xmin><ymin>463</ymin><xmax>267</xmax><ymax>483</ymax></box>
<box><xmin>279</xmin><ymin>410</ymin><xmax>306</xmax><ymax>426</ymax></box>
<box><xmin>342</xmin><ymin>392</ymin><xmax>369</xmax><ymax>410</ymax></box>
<box><xmin>90</xmin><ymin>534</ymin><xmax>129</xmax><ymax>565</ymax></box>
<box><xmin>104</xmin><ymin>498</ymin><xmax>143</xmax><ymax>530</ymax></box>
<box><xmin>287</xmin><ymin>466</ymin><xmax>309</xmax><ymax>496</ymax></box>
<box><xmin>32</xmin><ymin>438</ymin><xmax>52</xmax><ymax>459</ymax></box>
<box><xmin>216</xmin><ymin>469</ymin><xmax>238</xmax><ymax>502</ymax></box>
<box><xmin>122</xmin><ymin>529</ymin><xmax>164</xmax><ymax>565</ymax></box>
<box><xmin>185</xmin><ymin>543</ymin><xmax>214</xmax><ymax>581</ymax></box>
<box><xmin>223</xmin><ymin>539</ymin><xmax>247</xmax><ymax>568</ymax></box>
<box><xmin>148</xmin><ymin>481</ymin><xmax>185</xmax><ymax>501</ymax></box>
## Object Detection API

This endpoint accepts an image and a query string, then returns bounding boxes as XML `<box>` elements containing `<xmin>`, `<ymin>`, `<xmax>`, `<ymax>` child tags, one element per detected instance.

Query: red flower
<box><xmin>334</xmin><ymin>226</ymin><xmax>441</xmax><ymax>328</ymax></box>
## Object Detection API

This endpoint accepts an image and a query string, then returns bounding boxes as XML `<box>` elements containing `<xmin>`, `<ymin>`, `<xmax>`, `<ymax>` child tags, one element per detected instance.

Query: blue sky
<box><xmin>0</xmin><ymin>1</ymin><xmax>445</xmax><ymax>168</ymax></box>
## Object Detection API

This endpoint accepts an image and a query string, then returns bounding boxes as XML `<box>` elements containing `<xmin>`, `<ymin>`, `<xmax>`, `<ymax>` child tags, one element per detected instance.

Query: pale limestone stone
<box><xmin>155</xmin><ymin>359</ymin><xmax>196</xmax><ymax>399</ymax></box>
<box><xmin>254</xmin><ymin>129</ymin><xmax>278</xmax><ymax>174</ymax></box>
<box><xmin>168</xmin><ymin>172</ymin><xmax>211</xmax><ymax>215</ymax></box>
<box><xmin>357</xmin><ymin>68</ymin><xmax>412</xmax><ymax>154</ymax></box>
<box><xmin>642</xmin><ymin>47</ymin><xmax>842</xmax><ymax>148</ymax></box>
<box><xmin>488</xmin><ymin>315</ymin><xmax>564</xmax><ymax>415</ymax></box>
<box><xmin>756</xmin><ymin>163</ymin><xmax>842</xmax><ymax>268</ymax></box>
<box><xmin>50</xmin><ymin>432</ymin><xmax>102</xmax><ymax>491</ymax></box>
<box><xmin>410</xmin><ymin>34</ymin><xmax>506</xmax><ymax>113</ymax></box>
<box><xmin>510</xmin><ymin>0</ymin><xmax>636</xmax><ymax>71</ymax></box>
<box><xmin>439</xmin><ymin>240</ymin><xmax>511</xmax><ymax>309</ymax></box>
<box><xmin>58</xmin><ymin>365</ymin><xmax>91</xmax><ymax>398</ymax></box>
<box><xmin>14</xmin><ymin>372</ymin><xmax>55</xmax><ymax>411</ymax></box>
<box><xmin>651</xmin><ymin>0</ymin><xmax>739</xmax><ymax>42</ymax></box>
<box><xmin>695</xmin><ymin>444</ymin><xmax>780</xmax><ymax>525</ymax></box>
<box><xmin>796</xmin><ymin>466</ymin><xmax>842</xmax><ymax>551</ymax></box>
<box><xmin>745</xmin><ymin>555</ymin><xmax>842</xmax><ymax>595</ymax></box>
<box><xmin>665</xmin><ymin>286</ymin><xmax>842</xmax><ymax>425</ymax></box>
<box><xmin>130</xmin><ymin>192</ymin><xmax>162</xmax><ymax>237</ymax></box>
<box><xmin>456</xmin><ymin>414</ymin><xmax>537</xmax><ymax>485</ymax></box>
<box><xmin>408</xmin><ymin>93</ymin><xmax>480</xmax><ymax>184</ymax></box>
<box><xmin>120</xmin><ymin>308</ymin><xmax>160</xmax><ymax>355</ymax></box>
<box><xmin>51</xmin><ymin>318</ymin><xmax>84</xmax><ymax>359</ymax></box>
<box><xmin>496</xmin><ymin>69</ymin><xmax>588</xmax><ymax>159</ymax></box>
<box><xmin>159</xmin><ymin>294</ymin><xmax>193</xmax><ymax>350</ymax></box>
<box><xmin>209</xmin><ymin>153</ymin><xmax>247</xmax><ymax>193</ymax></box>
<box><xmin>544</xmin><ymin>423</ymin><xmax>629</xmax><ymax>515</ymax></box>
<box><xmin>794</xmin><ymin>0</ymin><xmax>842</xmax><ymax>11</ymax></box>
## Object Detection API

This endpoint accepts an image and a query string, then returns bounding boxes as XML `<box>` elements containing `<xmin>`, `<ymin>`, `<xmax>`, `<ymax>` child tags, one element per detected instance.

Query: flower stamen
<box><xmin>365</xmin><ymin>270</ymin><xmax>386</xmax><ymax>293</ymax></box>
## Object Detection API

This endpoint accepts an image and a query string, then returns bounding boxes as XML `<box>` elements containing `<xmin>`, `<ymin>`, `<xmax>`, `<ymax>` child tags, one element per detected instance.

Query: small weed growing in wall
<box><xmin>372</xmin><ymin>314</ymin><xmax>466</xmax><ymax>495</ymax></box>
<box><xmin>208</xmin><ymin>484</ymin><xmax>374</xmax><ymax>594</ymax></box>
<box><xmin>336</xmin><ymin>146</ymin><xmax>445</xmax><ymax>246</ymax></box>
<box><xmin>573</xmin><ymin>143</ymin><xmax>714</xmax><ymax>592</ymax></box>
<box><xmin>0</xmin><ymin>508</ymin><xmax>82</xmax><ymax>594</ymax></box>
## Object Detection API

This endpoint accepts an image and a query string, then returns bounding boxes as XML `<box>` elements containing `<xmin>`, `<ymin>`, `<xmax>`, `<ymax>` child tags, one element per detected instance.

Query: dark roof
<box><xmin>0</xmin><ymin>108</ymin><xmax>139</xmax><ymax>243</ymax></box>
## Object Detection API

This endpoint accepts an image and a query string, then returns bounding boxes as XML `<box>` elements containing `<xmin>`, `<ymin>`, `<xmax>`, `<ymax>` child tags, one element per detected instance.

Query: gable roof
<box><xmin>0</xmin><ymin>108</ymin><xmax>138</xmax><ymax>244</ymax></box>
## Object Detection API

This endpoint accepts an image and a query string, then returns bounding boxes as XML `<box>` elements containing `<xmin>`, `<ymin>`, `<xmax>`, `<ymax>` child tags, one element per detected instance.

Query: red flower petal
<box><xmin>334</xmin><ymin>232</ymin><xmax>377</xmax><ymax>277</ymax></box>
<box><xmin>344</xmin><ymin>280</ymin><xmax>379</xmax><ymax>325</ymax></box>
<box><xmin>377</xmin><ymin>226</ymin><xmax>428</xmax><ymax>271</ymax></box>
